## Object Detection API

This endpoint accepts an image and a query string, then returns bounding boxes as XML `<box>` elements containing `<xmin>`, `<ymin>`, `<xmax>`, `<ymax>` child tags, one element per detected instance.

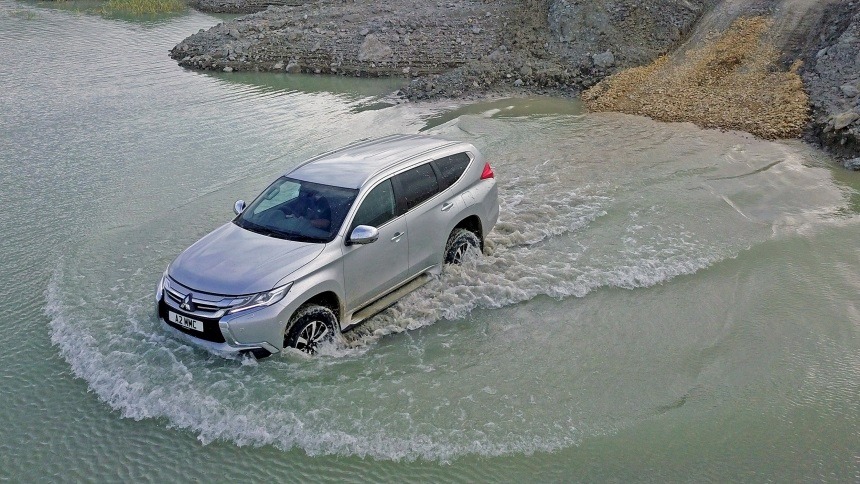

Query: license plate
<box><xmin>168</xmin><ymin>311</ymin><xmax>204</xmax><ymax>332</ymax></box>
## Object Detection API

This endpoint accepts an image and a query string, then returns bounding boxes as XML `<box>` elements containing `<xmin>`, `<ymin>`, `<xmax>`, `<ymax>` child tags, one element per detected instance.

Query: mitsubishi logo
<box><xmin>180</xmin><ymin>293</ymin><xmax>196</xmax><ymax>312</ymax></box>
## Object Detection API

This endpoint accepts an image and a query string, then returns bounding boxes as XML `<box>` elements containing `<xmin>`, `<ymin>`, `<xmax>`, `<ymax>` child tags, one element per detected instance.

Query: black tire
<box><xmin>444</xmin><ymin>228</ymin><xmax>481</xmax><ymax>264</ymax></box>
<box><xmin>284</xmin><ymin>305</ymin><xmax>337</xmax><ymax>354</ymax></box>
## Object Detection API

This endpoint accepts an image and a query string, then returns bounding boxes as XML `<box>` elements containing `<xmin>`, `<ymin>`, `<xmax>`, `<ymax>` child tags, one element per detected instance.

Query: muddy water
<box><xmin>2</xmin><ymin>2</ymin><xmax>858</xmax><ymax>481</ymax></box>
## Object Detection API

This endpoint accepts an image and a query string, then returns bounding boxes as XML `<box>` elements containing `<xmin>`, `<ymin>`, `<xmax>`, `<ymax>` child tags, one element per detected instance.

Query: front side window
<box><xmin>352</xmin><ymin>179</ymin><xmax>396</xmax><ymax>229</ymax></box>
<box><xmin>395</xmin><ymin>163</ymin><xmax>439</xmax><ymax>210</ymax></box>
<box><xmin>234</xmin><ymin>177</ymin><xmax>357</xmax><ymax>243</ymax></box>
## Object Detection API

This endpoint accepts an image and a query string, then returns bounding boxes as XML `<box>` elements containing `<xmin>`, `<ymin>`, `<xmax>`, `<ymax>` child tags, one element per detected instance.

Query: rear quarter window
<box><xmin>434</xmin><ymin>152</ymin><xmax>471</xmax><ymax>190</ymax></box>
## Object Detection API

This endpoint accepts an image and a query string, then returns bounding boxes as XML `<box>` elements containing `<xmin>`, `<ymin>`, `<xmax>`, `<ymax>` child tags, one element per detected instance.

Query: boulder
<box><xmin>831</xmin><ymin>110</ymin><xmax>860</xmax><ymax>130</ymax></box>
<box><xmin>285</xmin><ymin>59</ymin><xmax>301</xmax><ymax>73</ymax></box>
<box><xmin>841</xmin><ymin>83</ymin><xmax>860</xmax><ymax>97</ymax></box>
<box><xmin>592</xmin><ymin>51</ymin><xmax>615</xmax><ymax>68</ymax></box>
<box><xmin>358</xmin><ymin>34</ymin><xmax>393</xmax><ymax>62</ymax></box>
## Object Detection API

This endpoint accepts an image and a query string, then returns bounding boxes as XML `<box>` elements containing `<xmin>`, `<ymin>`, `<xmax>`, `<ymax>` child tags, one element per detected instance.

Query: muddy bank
<box><xmin>172</xmin><ymin>0</ymin><xmax>860</xmax><ymax>167</ymax></box>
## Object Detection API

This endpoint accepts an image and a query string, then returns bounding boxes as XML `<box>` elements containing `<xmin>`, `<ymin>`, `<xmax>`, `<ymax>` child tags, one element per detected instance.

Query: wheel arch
<box><xmin>297</xmin><ymin>291</ymin><xmax>342</xmax><ymax>322</ymax></box>
<box><xmin>452</xmin><ymin>215</ymin><xmax>484</xmax><ymax>250</ymax></box>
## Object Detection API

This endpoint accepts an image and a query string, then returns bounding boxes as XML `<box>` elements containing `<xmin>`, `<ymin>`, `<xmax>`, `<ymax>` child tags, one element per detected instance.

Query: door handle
<box><xmin>441</xmin><ymin>202</ymin><xmax>454</xmax><ymax>212</ymax></box>
<box><xmin>391</xmin><ymin>231</ymin><xmax>404</xmax><ymax>242</ymax></box>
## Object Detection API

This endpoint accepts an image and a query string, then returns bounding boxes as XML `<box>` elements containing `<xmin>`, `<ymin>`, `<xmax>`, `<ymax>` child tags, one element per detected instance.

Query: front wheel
<box><xmin>284</xmin><ymin>305</ymin><xmax>337</xmax><ymax>354</ymax></box>
<box><xmin>444</xmin><ymin>228</ymin><xmax>481</xmax><ymax>264</ymax></box>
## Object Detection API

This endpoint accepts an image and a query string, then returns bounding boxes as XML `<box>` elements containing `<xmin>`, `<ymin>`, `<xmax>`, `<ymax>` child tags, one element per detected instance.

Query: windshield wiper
<box><xmin>235</xmin><ymin>220</ymin><xmax>282</xmax><ymax>239</ymax></box>
<box><xmin>234</xmin><ymin>219</ymin><xmax>326</xmax><ymax>243</ymax></box>
<box><xmin>277</xmin><ymin>231</ymin><xmax>327</xmax><ymax>243</ymax></box>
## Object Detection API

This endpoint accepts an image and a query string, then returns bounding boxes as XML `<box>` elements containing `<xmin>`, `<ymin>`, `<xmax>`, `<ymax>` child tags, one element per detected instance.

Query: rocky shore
<box><xmin>796</xmin><ymin>1</ymin><xmax>860</xmax><ymax>169</ymax></box>
<box><xmin>171</xmin><ymin>0</ymin><xmax>860</xmax><ymax>168</ymax></box>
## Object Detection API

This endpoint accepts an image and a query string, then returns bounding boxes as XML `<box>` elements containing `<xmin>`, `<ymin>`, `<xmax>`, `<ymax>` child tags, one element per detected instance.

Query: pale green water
<box><xmin>1</xmin><ymin>2</ymin><xmax>859</xmax><ymax>481</ymax></box>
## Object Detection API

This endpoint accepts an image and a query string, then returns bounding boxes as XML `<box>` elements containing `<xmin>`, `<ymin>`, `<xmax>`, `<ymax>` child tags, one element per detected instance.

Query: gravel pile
<box><xmin>582</xmin><ymin>17</ymin><xmax>808</xmax><ymax>140</ymax></box>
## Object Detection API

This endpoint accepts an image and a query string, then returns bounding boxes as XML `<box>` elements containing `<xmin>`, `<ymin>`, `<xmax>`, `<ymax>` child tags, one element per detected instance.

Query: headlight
<box><xmin>226</xmin><ymin>283</ymin><xmax>293</xmax><ymax>315</ymax></box>
<box><xmin>155</xmin><ymin>267</ymin><xmax>169</xmax><ymax>303</ymax></box>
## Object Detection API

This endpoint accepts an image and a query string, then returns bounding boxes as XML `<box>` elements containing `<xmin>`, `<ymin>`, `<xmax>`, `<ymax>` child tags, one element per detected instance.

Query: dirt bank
<box><xmin>171</xmin><ymin>0</ymin><xmax>713</xmax><ymax>97</ymax></box>
<box><xmin>582</xmin><ymin>17</ymin><xmax>809</xmax><ymax>139</ymax></box>
<box><xmin>173</xmin><ymin>0</ymin><xmax>509</xmax><ymax>79</ymax></box>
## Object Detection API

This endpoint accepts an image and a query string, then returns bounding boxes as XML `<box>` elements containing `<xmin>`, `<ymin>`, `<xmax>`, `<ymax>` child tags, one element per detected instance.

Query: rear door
<box><xmin>341</xmin><ymin>179</ymin><xmax>409</xmax><ymax>310</ymax></box>
<box><xmin>393</xmin><ymin>161</ymin><xmax>465</xmax><ymax>274</ymax></box>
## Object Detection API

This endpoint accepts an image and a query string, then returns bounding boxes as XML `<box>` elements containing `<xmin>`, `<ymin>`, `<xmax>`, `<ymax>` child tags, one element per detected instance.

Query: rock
<box><xmin>831</xmin><ymin>110</ymin><xmax>860</xmax><ymax>130</ymax></box>
<box><xmin>514</xmin><ymin>78</ymin><xmax>523</xmax><ymax>86</ymax></box>
<box><xmin>471</xmin><ymin>26</ymin><xmax>481</xmax><ymax>34</ymax></box>
<box><xmin>592</xmin><ymin>51</ymin><xmax>615</xmax><ymax>68</ymax></box>
<box><xmin>359</xmin><ymin>27</ymin><xmax>370</xmax><ymax>36</ymax></box>
<box><xmin>358</xmin><ymin>34</ymin><xmax>393</xmax><ymax>61</ymax></box>
<box><xmin>273</xmin><ymin>61</ymin><xmax>284</xmax><ymax>70</ymax></box>
<box><xmin>844</xmin><ymin>157</ymin><xmax>860</xmax><ymax>170</ymax></box>
<box><xmin>519</xmin><ymin>65</ymin><xmax>532</xmax><ymax>77</ymax></box>
<box><xmin>285</xmin><ymin>59</ymin><xmax>300</xmax><ymax>73</ymax></box>
<box><xmin>223</xmin><ymin>66</ymin><xmax>233</xmax><ymax>72</ymax></box>
<box><xmin>841</xmin><ymin>83</ymin><xmax>860</xmax><ymax>97</ymax></box>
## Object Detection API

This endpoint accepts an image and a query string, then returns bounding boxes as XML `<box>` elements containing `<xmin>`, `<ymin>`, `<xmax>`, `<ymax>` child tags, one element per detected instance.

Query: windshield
<box><xmin>234</xmin><ymin>177</ymin><xmax>358</xmax><ymax>243</ymax></box>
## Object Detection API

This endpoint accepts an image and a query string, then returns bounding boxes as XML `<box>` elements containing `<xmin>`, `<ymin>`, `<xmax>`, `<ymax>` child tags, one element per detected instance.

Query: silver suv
<box><xmin>156</xmin><ymin>135</ymin><xmax>499</xmax><ymax>357</ymax></box>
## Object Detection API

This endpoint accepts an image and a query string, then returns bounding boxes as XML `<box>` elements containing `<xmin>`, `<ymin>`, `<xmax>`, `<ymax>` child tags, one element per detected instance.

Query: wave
<box><xmin>46</xmin><ymin>164</ymin><xmax>737</xmax><ymax>461</ymax></box>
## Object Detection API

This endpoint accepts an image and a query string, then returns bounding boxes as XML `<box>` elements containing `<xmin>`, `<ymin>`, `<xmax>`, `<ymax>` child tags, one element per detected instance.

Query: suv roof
<box><xmin>287</xmin><ymin>134</ymin><xmax>467</xmax><ymax>188</ymax></box>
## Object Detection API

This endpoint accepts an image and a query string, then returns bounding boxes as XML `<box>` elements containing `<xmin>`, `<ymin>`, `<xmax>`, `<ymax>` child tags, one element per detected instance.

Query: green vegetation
<box><xmin>8</xmin><ymin>9</ymin><xmax>40</xmax><ymax>19</ymax></box>
<box><xmin>102</xmin><ymin>0</ymin><xmax>185</xmax><ymax>14</ymax></box>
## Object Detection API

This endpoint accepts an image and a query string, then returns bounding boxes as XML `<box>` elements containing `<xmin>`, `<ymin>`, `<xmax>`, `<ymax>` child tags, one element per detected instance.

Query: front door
<box><xmin>342</xmin><ymin>179</ymin><xmax>408</xmax><ymax>310</ymax></box>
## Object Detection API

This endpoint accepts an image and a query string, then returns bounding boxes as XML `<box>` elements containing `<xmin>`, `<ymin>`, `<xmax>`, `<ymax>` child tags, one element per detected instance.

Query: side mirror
<box><xmin>347</xmin><ymin>225</ymin><xmax>379</xmax><ymax>245</ymax></box>
<box><xmin>233</xmin><ymin>200</ymin><xmax>246</xmax><ymax>215</ymax></box>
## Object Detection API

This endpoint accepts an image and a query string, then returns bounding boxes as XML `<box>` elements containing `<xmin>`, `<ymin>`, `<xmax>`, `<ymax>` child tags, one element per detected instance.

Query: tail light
<box><xmin>480</xmin><ymin>162</ymin><xmax>494</xmax><ymax>180</ymax></box>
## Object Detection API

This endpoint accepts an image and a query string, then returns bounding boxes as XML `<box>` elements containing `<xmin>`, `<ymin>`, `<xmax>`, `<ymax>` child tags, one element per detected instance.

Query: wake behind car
<box><xmin>156</xmin><ymin>134</ymin><xmax>499</xmax><ymax>357</ymax></box>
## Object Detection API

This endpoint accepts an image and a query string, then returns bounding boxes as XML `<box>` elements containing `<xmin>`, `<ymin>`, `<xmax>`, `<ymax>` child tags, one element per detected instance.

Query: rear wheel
<box><xmin>284</xmin><ymin>305</ymin><xmax>337</xmax><ymax>354</ymax></box>
<box><xmin>444</xmin><ymin>228</ymin><xmax>481</xmax><ymax>264</ymax></box>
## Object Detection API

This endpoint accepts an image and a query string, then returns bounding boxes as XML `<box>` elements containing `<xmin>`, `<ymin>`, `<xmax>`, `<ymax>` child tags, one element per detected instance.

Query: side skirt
<box><xmin>341</xmin><ymin>273</ymin><xmax>433</xmax><ymax>333</ymax></box>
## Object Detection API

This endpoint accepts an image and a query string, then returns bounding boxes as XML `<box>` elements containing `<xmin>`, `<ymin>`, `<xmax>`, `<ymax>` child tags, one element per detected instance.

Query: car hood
<box><xmin>168</xmin><ymin>222</ymin><xmax>324</xmax><ymax>295</ymax></box>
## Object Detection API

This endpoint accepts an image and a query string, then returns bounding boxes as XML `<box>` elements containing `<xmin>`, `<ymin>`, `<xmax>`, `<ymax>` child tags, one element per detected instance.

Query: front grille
<box><xmin>159</xmin><ymin>300</ymin><xmax>226</xmax><ymax>343</ymax></box>
<box><xmin>162</xmin><ymin>277</ymin><xmax>250</xmax><ymax>319</ymax></box>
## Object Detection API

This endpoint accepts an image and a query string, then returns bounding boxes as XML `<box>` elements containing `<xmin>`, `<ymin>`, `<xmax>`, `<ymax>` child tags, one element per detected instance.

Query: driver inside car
<box><xmin>283</xmin><ymin>189</ymin><xmax>331</xmax><ymax>231</ymax></box>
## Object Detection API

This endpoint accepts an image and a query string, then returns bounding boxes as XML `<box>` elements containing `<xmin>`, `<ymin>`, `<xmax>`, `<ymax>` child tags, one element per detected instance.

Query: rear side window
<box><xmin>395</xmin><ymin>163</ymin><xmax>439</xmax><ymax>210</ymax></box>
<box><xmin>352</xmin><ymin>179</ymin><xmax>396</xmax><ymax>229</ymax></box>
<box><xmin>435</xmin><ymin>152</ymin><xmax>471</xmax><ymax>190</ymax></box>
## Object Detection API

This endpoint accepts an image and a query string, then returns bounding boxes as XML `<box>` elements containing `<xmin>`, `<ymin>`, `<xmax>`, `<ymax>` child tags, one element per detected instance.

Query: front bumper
<box><xmin>157</xmin><ymin>297</ymin><xmax>280</xmax><ymax>356</ymax></box>
<box><xmin>159</xmin><ymin>318</ymin><xmax>279</xmax><ymax>356</ymax></box>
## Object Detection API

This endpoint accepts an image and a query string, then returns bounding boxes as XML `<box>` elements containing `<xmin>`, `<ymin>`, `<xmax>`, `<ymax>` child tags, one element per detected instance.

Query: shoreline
<box><xmin>171</xmin><ymin>0</ymin><xmax>859</xmax><ymax>169</ymax></box>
